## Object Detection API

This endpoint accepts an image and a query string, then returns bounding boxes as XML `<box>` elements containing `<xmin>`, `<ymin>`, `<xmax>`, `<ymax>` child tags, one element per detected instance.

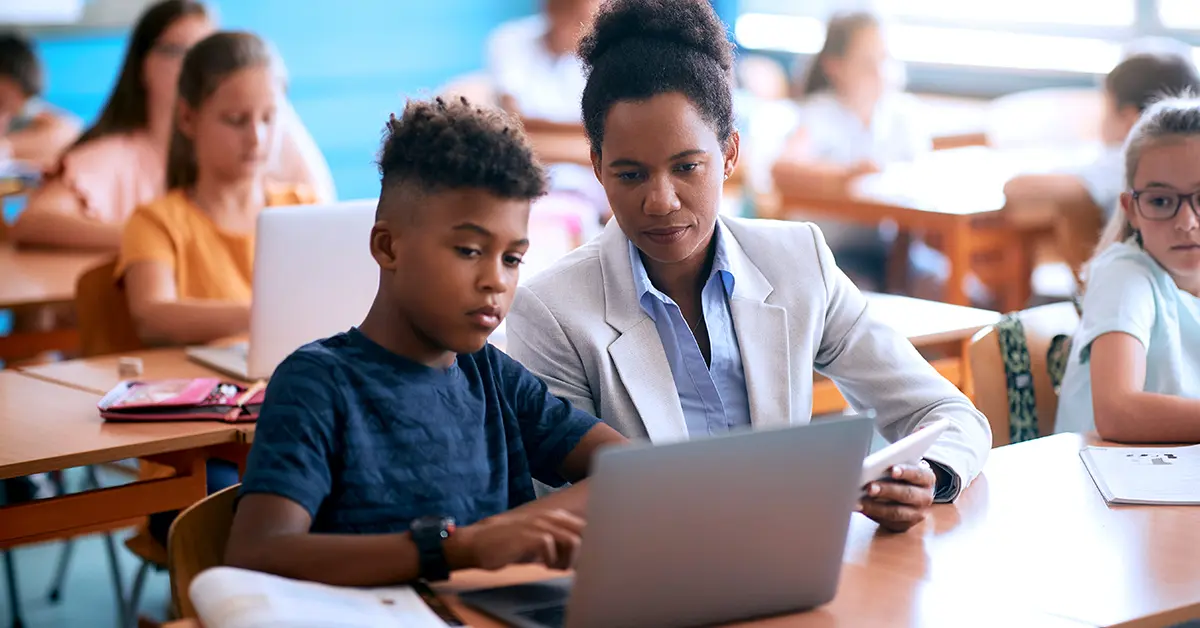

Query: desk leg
<box><xmin>944</xmin><ymin>220</ymin><xmax>970</xmax><ymax>306</ymax></box>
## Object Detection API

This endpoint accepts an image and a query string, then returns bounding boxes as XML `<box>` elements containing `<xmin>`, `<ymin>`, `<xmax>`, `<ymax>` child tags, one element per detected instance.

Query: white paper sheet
<box><xmin>190</xmin><ymin>567</ymin><xmax>452</xmax><ymax>628</ymax></box>
<box><xmin>1080</xmin><ymin>444</ymin><xmax>1200</xmax><ymax>505</ymax></box>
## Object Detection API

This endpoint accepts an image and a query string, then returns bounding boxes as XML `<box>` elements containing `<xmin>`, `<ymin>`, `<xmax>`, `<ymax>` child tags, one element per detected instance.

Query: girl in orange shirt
<box><xmin>117</xmin><ymin>31</ymin><xmax>313</xmax><ymax>347</ymax></box>
<box><xmin>12</xmin><ymin>0</ymin><xmax>332</xmax><ymax>249</ymax></box>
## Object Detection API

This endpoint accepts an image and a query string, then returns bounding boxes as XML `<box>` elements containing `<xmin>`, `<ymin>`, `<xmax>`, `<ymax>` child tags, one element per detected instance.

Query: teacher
<box><xmin>506</xmin><ymin>0</ymin><xmax>991</xmax><ymax>533</ymax></box>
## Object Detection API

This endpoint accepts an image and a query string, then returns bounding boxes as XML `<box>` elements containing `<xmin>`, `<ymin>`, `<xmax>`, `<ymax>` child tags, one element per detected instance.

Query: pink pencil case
<box><xmin>98</xmin><ymin>378</ymin><xmax>265</xmax><ymax>423</ymax></box>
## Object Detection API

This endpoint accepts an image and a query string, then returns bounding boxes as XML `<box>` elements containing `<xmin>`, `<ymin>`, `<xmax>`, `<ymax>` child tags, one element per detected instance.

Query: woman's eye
<box><xmin>455</xmin><ymin>247</ymin><xmax>481</xmax><ymax>258</ymax></box>
<box><xmin>504</xmin><ymin>255</ymin><xmax>525</xmax><ymax>267</ymax></box>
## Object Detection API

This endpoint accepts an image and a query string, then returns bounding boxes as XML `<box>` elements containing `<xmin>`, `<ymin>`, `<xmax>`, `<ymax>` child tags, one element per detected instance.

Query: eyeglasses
<box><xmin>1130</xmin><ymin>189</ymin><xmax>1200</xmax><ymax>222</ymax></box>
<box><xmin>150</xmin><ymin>42</ymin><xmax>190</xmax><ymax>59</ymax></box>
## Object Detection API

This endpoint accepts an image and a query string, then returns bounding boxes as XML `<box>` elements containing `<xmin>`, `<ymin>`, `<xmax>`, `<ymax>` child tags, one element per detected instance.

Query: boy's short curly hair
<box><xmin>0</xmin><ymin>32</ymin><xmax>43</xmax><ymax>97</ymax></box>
<box><xmin>377</xmin><ymin>97</ymin><xmax>548</xmax><ymax>213</ymax></box>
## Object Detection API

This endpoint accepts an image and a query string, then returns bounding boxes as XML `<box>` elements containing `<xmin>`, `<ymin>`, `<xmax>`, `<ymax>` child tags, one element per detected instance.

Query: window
<box><xmin>1160</xmin><ymin>0</ymin><xmax>1200</xmax><ymax>30</ymax></box>
<box><xmin>734</xmin><ymin>13</ymin><xmax>1123</xmax><ymax>74</ymax></box>
<box><xmin>877</xmin><ymin>0</ymin><xmax>1134</xmax><ymax>28</ymax></box>
<box><xmin>735</xmin><ymin>0</ymin><xmax>1152</xmax><ymax>76</ymax></box>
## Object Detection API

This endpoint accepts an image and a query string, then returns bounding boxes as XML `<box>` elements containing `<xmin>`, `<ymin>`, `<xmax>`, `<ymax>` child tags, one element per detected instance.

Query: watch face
<box><xmin>411</xmin><ymin>515</ymin><xmax>455</xmax><ymax>536</ymax></box>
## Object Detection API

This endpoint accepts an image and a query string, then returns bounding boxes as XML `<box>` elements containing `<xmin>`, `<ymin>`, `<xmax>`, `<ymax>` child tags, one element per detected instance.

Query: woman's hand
<box><xmin>859</xmin><ymin>461</ymin><xmax>936</xmax><ymax>533</ymax></box>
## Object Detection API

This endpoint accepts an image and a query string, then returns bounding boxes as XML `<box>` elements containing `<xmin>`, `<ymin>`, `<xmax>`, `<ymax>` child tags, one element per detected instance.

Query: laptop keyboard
<box><xmin>515</xmin><ymin>605</ymin><xmax>566</xmax><ymax>628</ymax></box>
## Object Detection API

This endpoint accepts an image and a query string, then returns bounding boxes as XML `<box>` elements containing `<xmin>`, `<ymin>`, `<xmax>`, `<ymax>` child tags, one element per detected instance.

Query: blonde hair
<box><xmin>1090</xmin><ymin>97</ymin><xmax>1200</xmax><ymax>262</ymax></box>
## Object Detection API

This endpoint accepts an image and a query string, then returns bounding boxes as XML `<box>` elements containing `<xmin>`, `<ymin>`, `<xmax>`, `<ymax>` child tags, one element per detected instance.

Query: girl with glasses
<box><xmin>1056</xmin><ymin>98</ymin><xmax>1200</xmax><ymax>441</ymax></box>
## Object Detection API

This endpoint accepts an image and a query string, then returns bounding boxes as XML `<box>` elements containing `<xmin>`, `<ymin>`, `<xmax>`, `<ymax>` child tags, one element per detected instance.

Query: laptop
<box><xmin>186</xmin><ymin>199</ymin><xmax>380</xmax><ymax>380</ymax></box>
<box><xmin>460</xmin><ymin>417</ymin><xmax>875</xmax><ymax>628</ymax></box>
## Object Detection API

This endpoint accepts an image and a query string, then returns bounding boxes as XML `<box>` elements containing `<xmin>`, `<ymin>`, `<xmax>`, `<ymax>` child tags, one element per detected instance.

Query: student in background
<box><xmin>225</xmin><ymin>98</ymin><xmax>627</xmax><ymax>586</ymax></box>
<box><xmin>771</xmin><ymin>12</ymin><xmax>929</xmax><ymax>290</ymax></box>
<box><xmin>487</xmin><ymin>0</ymin><xmax>610</xmax><ymax>234</ymax></box>
<box><xmin>126</xmin><ymin>30</ymin><xmax>315</xmax><ymax>546</ymax></box>
<box><xmin>486</xmin><ymin>0</ymin><xmax>600</xmax><ymax>124</ymax></box>
<box><xmin>117</xmin><ymin>31</ymin><xmax>314</xmax><ymax>350</ymax></box>
<box><xmin>1056</xmin><ymin>98</ymin><xmax>1200</xmax><ymax>442</ymax></box>
<box><xmin>508</xmin><ymin>0</ymin><xmax>990</xmax><ymax>534</ymax></box>
<box><xmin>0</xmin><ymin>32</ymin><xmax>81</xmax><ymax>168</ymax></box>
<box><xmin>1004</xmin><ymin>52</ymin><xmax>1200</xmax><ymax>237</ymax></box>
<box><xmin>12</xmin><ymin>0</ymin><xmax>333</xmax><ymax>250</ymax></box>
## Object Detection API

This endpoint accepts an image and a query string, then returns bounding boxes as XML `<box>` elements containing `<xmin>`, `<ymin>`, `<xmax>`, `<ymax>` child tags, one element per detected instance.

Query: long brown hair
<box><xmin>72</xmin><ymin>0</ymin><xmax>210</xmax><ymax>149</ymax></box>
<box><xmin>1091</xmin><ymin>97</ymin><xmax>1200</xmax><ymax>266</ymax></box>
<box><xmin>796</xmin><ymin>12</ymin><xmax>878</xmax><ymax>99</ymax></box>
<box><xmin>165</xmin><ymin>31</ymin><xmax>275</xmax><ymax>190</ymax></box>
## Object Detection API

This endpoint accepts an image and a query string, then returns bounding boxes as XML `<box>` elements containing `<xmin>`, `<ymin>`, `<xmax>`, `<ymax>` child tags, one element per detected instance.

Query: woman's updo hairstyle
<box><xmin>578</xmin><ymin>0</ymin><xmax>735</xmax><ymax>153</ymax></box>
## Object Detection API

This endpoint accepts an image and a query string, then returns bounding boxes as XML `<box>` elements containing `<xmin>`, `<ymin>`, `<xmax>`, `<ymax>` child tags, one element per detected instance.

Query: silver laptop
<box><xmin>186</xmin><ymin>199</ymin><xmax>380</xmax><ymax>380</ymax></box>
<box><xmin>460</xmin><ymin>417</ymin><xmax>874</xmax><ymax>628</ymax></box>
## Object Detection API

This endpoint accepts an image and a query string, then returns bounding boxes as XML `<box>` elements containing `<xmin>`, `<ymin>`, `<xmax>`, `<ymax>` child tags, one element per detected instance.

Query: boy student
<box><xmin>0</xmin><ymin>32</ymin><xmax>80</xmax><ymax>168</ymax></box>
<box><xmin>225</xmin><ymin>97</ymin><xmax>627</xmax><ymax>586</ymax></box>
<box><xmin>1003</xmin><ymin>50</ymin><xmax>1200</xmax><ymax>269</ymax></box>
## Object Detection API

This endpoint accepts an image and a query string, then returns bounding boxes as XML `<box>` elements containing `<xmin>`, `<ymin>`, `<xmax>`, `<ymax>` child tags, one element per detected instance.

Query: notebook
<box><xmin>189</xmin><ymin>566</ymin><xmax>453</xmax><ymax>628</ymax></box>
<box><xmin>97</xmin><ymin>378</ymin><xmax>265</xmax><ymax>423</ymax></box>
<box><xmin>1080</xmin><ymin>444</ymin><xmax>1200</xmax><ymax>505</ymax></box>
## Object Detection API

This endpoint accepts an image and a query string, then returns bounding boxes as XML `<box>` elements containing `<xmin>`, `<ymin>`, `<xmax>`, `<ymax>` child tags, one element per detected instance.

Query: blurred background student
<box><xmin>11</xmin><ymin>0</ymin><xmax>331</xmax><ymax>250</ymax></box>
<box><xmin>486</xmin><ymin>0</ymin><xmax>609</xmax><ymax>240</ymax></box>
<box><xmin>1004</xmin><ymin>50</ymin><xmax>1200</xmax><ymax>275</ymax></box>
<box><xmin>487</xmin><ymin>0</ymin><xmax>599</xmax><ymax>124</ymax></box>
<box><xmin>118</xmin><ymin>30</ymin><xmax>314</xmax><ymax>349</ymax></box>
<box><xmin>0</xmin><ymin>32</ymin><xmax>80</xmax><ymax>169</ymax></box>
<box><xmin>770</xmin><ymin>12</ymin><xmax>929</xmax><ymax>291</ymax></box>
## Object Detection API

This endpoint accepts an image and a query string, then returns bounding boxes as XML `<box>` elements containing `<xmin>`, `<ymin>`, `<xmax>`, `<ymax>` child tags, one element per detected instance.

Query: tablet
<box><xmin>860</xmin><ymin>420</ymin><xmax>951</xmax><ymax>487</ymax></box>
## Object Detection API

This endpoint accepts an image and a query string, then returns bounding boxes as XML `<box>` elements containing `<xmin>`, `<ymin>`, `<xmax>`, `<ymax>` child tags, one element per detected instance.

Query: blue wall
<box><xmin>34</xmin><ymin>0</ymin><xmax>538</xmax><ymax>200</ymax></box>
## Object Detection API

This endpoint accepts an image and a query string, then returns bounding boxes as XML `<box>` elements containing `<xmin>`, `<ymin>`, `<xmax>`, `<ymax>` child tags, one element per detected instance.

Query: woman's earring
<box><xmin>1134</xmin><ymin>228</ymin><xmax>1145</xmax><ymax>248</ymax></box>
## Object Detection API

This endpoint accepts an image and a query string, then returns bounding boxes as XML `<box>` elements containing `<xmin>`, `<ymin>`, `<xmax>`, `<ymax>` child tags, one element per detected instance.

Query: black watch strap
<box><xmin>410</xmin><ymin>515</ymin><xmax>455</xmax><ymax>582</ymax></box>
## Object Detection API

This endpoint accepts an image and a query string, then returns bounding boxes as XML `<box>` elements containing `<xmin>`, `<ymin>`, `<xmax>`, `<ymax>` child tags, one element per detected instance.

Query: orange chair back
<box><xmin>75</xmin><ymin>259</ymin><xmax>144</xmax><ymax>357</ymax></box>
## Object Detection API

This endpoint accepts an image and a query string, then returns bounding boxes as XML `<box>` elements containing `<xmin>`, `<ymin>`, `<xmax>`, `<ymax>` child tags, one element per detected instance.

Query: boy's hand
<box><xmin>447</xmin><ymin>509</ymin><xmax>584</xmax><ymax>571</ymax></box>
<box><xmin>859</xmin><ymin>461</ymin><xmax>936</xmax><ymax>533</ymax></box>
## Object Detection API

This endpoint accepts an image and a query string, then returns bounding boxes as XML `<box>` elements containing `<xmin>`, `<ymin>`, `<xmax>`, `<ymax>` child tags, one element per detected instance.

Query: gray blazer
<box><xmin>507</xmin><ymin>217</ymin><xmax>991</xmax><ymax>497</ymax></box>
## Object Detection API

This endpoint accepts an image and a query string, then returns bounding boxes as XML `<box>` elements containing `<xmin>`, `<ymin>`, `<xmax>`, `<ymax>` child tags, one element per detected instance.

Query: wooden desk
<box><xmin>18</xmin><ymin>347</ymin><xmax>250</xmax><ymax>396</ymax></box>
<box><xmin>812</xmin><ymin>293</ymin><xmax>999</xmax><ymax>414</ymax></box>
<box><xmin>0</xmin><ymin>371</ymin><xmax>244</xmax><ymax>548</ymax></box>
<box><xmin>776</xmin><ymin>146</ymin><xmax>1098</xmax><ymax>308</ymax></box>
<box><xmin>162</xmin><ymin>434</ymin><xmax>1199</xmax><ymax>628</ymax></box>
<box><xmin>843</xmin><ymin>433</ymin><xmax>1200</xmax><ymax>627</ymax></box>
<box><xmin>20</xmin><ymin>294</ymin><xmax>997</xmax><ymax>420</ymax></box>
<box><xmin>161</xmin><ymin>562</ymin><xmax>1093</xmax><ymax>628</ymax></box>
<box><xmin>0</xmin><ymin>243</ymin><xmax>107</xmax><ymax>361</ymax></box>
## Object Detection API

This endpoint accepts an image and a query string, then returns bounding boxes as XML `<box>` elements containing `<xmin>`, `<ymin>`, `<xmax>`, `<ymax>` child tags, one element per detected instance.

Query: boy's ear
<box><xmin>369</xmin><ymin>221</ymin><xmax>399</xmax><ymax>270</ymax></box>
<box><xmin>591</xmin><ymin>149</ymin><xmax>602</xmax><ymax>182</ymax></box>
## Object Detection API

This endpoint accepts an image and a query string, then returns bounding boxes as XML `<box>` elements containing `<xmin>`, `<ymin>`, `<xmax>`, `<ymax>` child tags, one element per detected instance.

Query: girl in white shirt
<box><xmin>1056</xmin><ymin>98</ymin><xmax>1200</xmax><ymax>442</ymax></box>
<box><xmin>771</xmin><ymin>12</ymin><xmax>930</xmax><ymax>290</ymax></box>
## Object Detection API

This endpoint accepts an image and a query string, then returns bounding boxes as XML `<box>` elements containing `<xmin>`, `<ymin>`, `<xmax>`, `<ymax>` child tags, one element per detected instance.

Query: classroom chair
<box><xmin>984</xmin><ymin>87</ymin><xmax>1104</xmax><ymax>149</ymax></box>
<box><xmin>968</xmin><ymin>302</ymin><xmax>1080</xmax><ymax>447</ymax></box>
<box><xmin>75</xmin><ymin>259</ymin><xmax>144</xmax><ymax>357</ymax></box>
<box><xmin>77</xmin><ymin>259</ymin><xmax>169</xmax><ymax>627</ymax></box>
<box><xmin>167</xmin><ymin>484</ymin><xmax>240</xmax><ymax>621</ymax></box>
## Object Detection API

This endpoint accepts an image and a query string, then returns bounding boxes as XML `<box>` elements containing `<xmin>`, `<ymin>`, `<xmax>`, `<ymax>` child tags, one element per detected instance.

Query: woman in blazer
<box><xmin>506</xmin><ymin>0</ymin><xmax>991</xmax><ymax>533</ymax></box>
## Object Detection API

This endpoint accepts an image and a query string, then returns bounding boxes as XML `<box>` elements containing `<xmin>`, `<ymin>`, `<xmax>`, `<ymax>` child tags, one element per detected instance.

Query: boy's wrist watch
<box><xmin>410</xmin><ymin>515</ymin><xmax>456</xmax><ymax>581</ymax></box>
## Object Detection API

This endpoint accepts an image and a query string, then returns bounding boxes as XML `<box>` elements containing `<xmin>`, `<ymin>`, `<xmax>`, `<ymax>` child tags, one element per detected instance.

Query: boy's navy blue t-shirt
<box><xmin>238</xmin><ymin>328</ymin><xmax>600</xmax><ymax>534</ymax></box>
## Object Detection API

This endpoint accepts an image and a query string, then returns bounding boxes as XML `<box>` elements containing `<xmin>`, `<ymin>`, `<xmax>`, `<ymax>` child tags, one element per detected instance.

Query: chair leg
<box><xmin>84</xmin><ymin>465</ymin><xmax>102</xmax><ymax>490</ymax></box>
<box><xmin>102</xmin><ymin>533</ymin><xmax>128</xmax><ymax>628</ymax></box>
<box><xmin>126</xmin><ymin>561</ymin><xmax>151</xmax><ymax>628</ymax></box>
<box><xmin>3</xmin><ymin>551</ymin><xmax>24</xmax><ymax>628</ymax></box>
<box><xmin>46</xmin><ymin>539</ymin><xmax>75</xmax><ymax>602</ymax></box>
